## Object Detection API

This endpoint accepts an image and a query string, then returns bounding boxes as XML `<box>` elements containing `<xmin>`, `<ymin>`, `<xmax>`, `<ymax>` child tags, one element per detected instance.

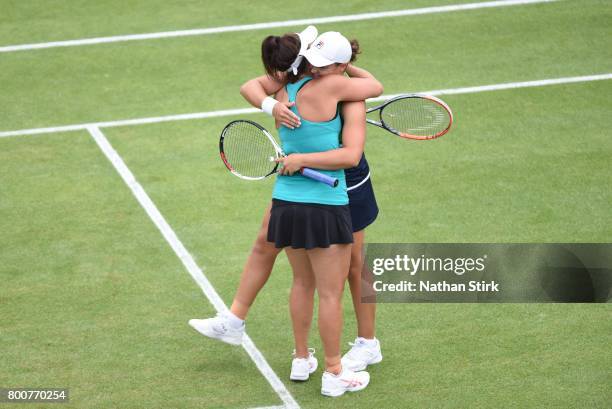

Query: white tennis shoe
<box><xmin>321</xmin><ymin>366</ymin><xmax>370</xmax><ymax>397</ymax></box>
<box><xmin>188</xmin><ymin>313</ymin><xmax>244</xmax><ymax>346</ymax></box>
<box><xmin>290</xmin><ymin>348</ymin><xmax>318</xmax><ymax>381</ymax></box>
<box><xmin>341</xmin><ymin>337</ymin><xmax>383</xmax><ymax>371</ymax></box>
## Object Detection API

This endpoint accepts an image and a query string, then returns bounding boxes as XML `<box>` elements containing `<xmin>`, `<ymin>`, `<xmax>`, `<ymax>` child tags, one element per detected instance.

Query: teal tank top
<box><xmin>272</xmin><ymin>77</ymin><xmax>348</xmax><ymax>205</ymax></box>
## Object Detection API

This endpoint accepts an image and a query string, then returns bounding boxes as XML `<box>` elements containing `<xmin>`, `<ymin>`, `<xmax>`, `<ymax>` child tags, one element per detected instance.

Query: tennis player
<box><xmin>238</xmin><ymin>27</ymin><xmax>382</xmax><ymax>373</ymax></box>
<box><xmin>190</xmin><ymin>28</ymin><xmax>382</xmax><ymax>396</ymax></box>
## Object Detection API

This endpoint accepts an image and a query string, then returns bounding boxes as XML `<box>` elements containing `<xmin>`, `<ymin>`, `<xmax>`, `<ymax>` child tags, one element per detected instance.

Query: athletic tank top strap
<box><xmin>286</xmin><ymin>76</ymin><xmax>313</xmax><ymax>103</ymax></box>
<box><xmin>286</xmin><ymin>76</ymin><xmax>340</xmax><ymax>121</ymax></box>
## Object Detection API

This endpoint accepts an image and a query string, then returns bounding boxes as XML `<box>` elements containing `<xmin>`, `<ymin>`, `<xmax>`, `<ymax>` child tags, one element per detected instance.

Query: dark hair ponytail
<box><xmin>261</xmin><ymin>33</ymin><xmax>308</xmax><ymax>83</ymax></box>
<box><xmin>349</xmin><ymin>39</ymin><xmax>361</xmax><ymax>62</ymax></box>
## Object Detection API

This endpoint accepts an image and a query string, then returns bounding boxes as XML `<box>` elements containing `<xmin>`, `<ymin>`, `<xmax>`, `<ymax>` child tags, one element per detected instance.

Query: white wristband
<box><xmin>261</xmin><ymin>97</ymin><xmax>279</xmax><ymax>116</ymax></box>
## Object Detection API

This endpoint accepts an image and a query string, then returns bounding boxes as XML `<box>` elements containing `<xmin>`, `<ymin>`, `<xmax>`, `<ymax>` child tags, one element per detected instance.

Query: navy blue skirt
<box><xmin>346</xmin><ymin>154</ymin><xmax>379</xmax><ymax>232</ymax></box>
<box><xmin>267</xmin><ymin>199</ymin><xmax>353</xmax><ymax>249</ymax></box>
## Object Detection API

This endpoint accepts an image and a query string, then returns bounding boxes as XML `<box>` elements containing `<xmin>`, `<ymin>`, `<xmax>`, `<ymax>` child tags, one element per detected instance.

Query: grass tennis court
<box><xmin>1</xmin><ymin>1</ymin><xmax>611</xmax><ymax>408</ymax></box>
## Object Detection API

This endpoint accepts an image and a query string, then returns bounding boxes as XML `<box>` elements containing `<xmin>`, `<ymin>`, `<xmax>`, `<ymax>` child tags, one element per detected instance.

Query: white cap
<box><xmin>287</xmin><ymin>25</ymin><xmax>318</xmax><ymax>75</ymax></box>
<box><xmin>302</xmin><ymin>31</ymin><xmax>352</xmax><ymax>67</ymax></box>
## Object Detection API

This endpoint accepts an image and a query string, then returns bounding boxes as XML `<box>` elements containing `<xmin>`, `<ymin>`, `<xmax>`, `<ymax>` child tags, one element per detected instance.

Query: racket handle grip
<box><xmin>301</xmin><ymin>167</ymin><xmax>339</xmax><ymax>188</ymax></box>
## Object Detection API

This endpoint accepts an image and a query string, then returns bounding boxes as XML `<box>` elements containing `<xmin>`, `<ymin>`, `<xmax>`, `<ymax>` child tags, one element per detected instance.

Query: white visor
<box><xmin>287</xmin><ymin>25</ymin><xmax>318</xmax><ymax>74</ymax></box>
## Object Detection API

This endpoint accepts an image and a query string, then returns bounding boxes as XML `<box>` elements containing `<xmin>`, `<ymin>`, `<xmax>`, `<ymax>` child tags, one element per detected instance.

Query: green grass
<box><xmin>370</xmin><ymin>81</ymin><xmax>612</xmax><ymax>242</ymax></box>
<box><xmin>0</xmin><ymin>0</ymin><xmax>492</xmax><ymax>45</ymax></box>
<box><xmin>0</xmin><ymin>133</ymin><xmax>279</xmax><ymax>408</ymax></box>
<box><xmin>1</xmin><ymin>0</ymin><xmax>611</xmax><ymax>131</ymax></box>
<box><xmin>1</xmin><ymin>0</ymin><xmax>611</xmax><ymax>408</ymax></box>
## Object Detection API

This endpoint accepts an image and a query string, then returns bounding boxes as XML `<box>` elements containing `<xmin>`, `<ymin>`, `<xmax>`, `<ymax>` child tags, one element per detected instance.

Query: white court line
<box><xmin>0</xmin><ymin>0</ymin><xmax>559</xmax><ymax>53</ymax></box>
<box><xmin>87</xmin><ymin>125</ymin><xmax>299</xmax><ymax>409</ymax></box>
<box><xmin>2</xmin><ymin>73</ymin><xmax>610</xmax><ymax>139</ymax></box>
<box><xmin>249</xmin><ymin>406</ymin><xmax>286</xmax><ymax>409</ymax></box>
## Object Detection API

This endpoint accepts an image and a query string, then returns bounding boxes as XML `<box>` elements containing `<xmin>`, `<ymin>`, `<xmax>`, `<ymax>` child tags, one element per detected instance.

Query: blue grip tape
<box><xmin>300</xmin><ymin>168</ymin><xmax>339</xmax><ymax>188</ymax></box>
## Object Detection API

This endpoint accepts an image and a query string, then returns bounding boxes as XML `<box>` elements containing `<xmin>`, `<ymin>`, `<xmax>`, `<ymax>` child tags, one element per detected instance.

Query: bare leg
<box><xmin>308</xmin><ymin>244</ymin><xmax>352</xmax><ymax>374</ymax></box>
<box><xmin>285</xmin><ymin>248</ymin><xmax>316</xmax><ymax>358</ymax></box>
<box><xmin>347</xmin><ymin>230</ymin><xmax>376</xmax><ymax>339</ymax></box>
<box><xmin>230</xmin><ymin>203</ymin><xmax>281</xmax><ymax>320</ymax></box>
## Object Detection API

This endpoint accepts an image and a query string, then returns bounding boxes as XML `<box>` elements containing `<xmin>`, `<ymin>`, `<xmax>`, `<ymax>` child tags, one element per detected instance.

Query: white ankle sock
<box><xmin>226</xmin><ymin>311</ymin><xmax>245</xmax><ymax>329</ymax></box>
<box><xmin>357</xmin><ymin>337</ymin><xmax>377</xmax><ymax>347</ymax></box>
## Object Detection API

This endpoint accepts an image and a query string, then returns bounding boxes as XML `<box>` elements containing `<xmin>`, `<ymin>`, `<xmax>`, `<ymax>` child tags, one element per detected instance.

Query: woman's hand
<box><xmin>277</xmin><ymin>154</ymin><xmax>304</xmax><ymax>175</ymax></box>
<box><xmin>344</xmin><ymin>63</ymin><xmax>358</xmax><ymax>77</ymax></box>
<box><xmin>273</xmin><ymin>101</ymin><xmax>301</xmax><ymax>129</ymax></box>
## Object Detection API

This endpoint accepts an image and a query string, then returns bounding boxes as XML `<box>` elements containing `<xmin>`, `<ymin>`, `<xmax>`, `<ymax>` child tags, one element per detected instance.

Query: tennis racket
<box><xmin>366</xmin><ymin>94</ymin><xmax>453</xmax><ymax>140</ymax></box>
<box><xmin>219</xmin><ymin>119</ymin><xmax>339</xmax><ymax>187</ymax></box>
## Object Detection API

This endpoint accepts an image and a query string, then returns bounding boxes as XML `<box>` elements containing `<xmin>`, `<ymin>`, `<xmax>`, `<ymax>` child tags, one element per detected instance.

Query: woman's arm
<box><xmin>278</xmin><ymin>101</ymin><xmax>366</xmax><ymax>174</ymax></box>
<box><xmin>240</xmin><ymin>75</ymin><xmax>283</xmax><ymax>106</ymax></box>
<box><xmin>322</xmin><ymin>65</ymin><xmax>383</xmax><ymax>101</ymax></box>
<box><xmin>240</xmin><ymin>75</ymin><xmax>301</xmax><ymax>128</ymax></box>
<box><xmin>345</xmin><ymin>64</ymin><xmax>377</xmax><ymax>80</ymax></box>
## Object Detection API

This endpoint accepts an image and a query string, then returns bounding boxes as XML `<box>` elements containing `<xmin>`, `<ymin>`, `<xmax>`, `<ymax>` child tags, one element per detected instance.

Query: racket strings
<box><xmin>222</xmin><ymin>121</ymin><xmax>277</xmax><ymax>178</ymax></box>
<box><xmin>381</xmin><ymin>98</ymin><xmax>451</xmax><ymax>137</ymax></box>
